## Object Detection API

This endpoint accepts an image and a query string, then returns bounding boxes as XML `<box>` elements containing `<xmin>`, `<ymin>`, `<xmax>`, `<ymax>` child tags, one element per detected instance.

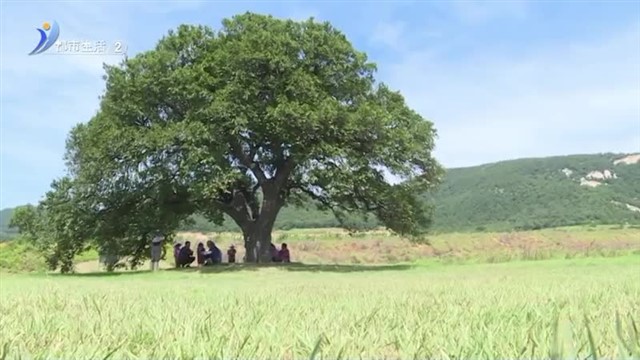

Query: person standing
<box><xmin>173</xmin><ymin>243</ymin><xmax>182</xmax><ymax>268</ymax></box>
<box><xmin>227</xmin><ymin>245</ymin><xmax>237</xmax><ymax>264</ymax></box>
<box><xmin>150</xmin><ymin>232</ymin><xmax>165</xmax><ymax>271</ymax></box>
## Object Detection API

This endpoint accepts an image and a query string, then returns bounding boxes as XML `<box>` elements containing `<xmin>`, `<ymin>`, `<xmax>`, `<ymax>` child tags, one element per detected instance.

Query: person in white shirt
<box><xmin>150</xmin><ymin>232</ymin><xmax>165</xmax><ymax>271</ymax></box>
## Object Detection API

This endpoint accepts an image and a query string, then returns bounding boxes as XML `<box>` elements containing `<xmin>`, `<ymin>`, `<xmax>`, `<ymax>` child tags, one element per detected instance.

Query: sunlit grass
<box><xmin>178</xmin><ymin>226</ymin><xmax>640</xmax><ymax>265</ymax></box>
<box><xmin>1</xmin><ymin>255</ymin><xmax>639</xmax><ymax>359</ymax></box>
<box><xmin>2</xmin><ymin>226</ymin><xmax>638</xmax><ymax>273</ymax></box>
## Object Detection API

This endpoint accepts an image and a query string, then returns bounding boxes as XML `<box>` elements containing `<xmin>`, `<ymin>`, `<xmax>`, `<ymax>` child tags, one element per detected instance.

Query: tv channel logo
<box><xmin>29</xmin><ymin>21</ymin><xmax>60</xmax><ymax>55</ymax></box>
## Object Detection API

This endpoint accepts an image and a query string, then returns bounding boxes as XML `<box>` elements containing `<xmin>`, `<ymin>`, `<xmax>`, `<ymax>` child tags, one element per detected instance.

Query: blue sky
<box><xmin>1</xmin><ymin>0</ymin><xmax>639</xmax><ymax>209</ymax></box>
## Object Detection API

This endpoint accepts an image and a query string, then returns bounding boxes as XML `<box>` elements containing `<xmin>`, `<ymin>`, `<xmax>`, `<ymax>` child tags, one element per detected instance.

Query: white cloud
<box><xmin>446</xmin><ymin>0</ymin><xmax>529</xmax><ymax>24</ymax></box>
<box><xmin>139</xmin><ymin>1</ymin><xmax>207</xmax><ymax>15</ymax></box>
<box><xmin>1</xmin><ymin>136</ymin><xmax>64</xmax><ymax>172</ymax></box>
<box><xmin>370</xmin><ymin>21</ymin><xmax>406</xmax><ymax>50</ymax></box>
<box><xmin>377</xmin><ymin>22</ymin><xmax>640</xmax><ymax>167</ymax></box>
<box><xmin>0</xmin><ymin>2</ymin><xmax>205</xmax><ymax>207</ymax></box>
<box><xmin>1</xmin><ymin>2</ymin><xmax>130</xmax><ymax>115</ymax></box>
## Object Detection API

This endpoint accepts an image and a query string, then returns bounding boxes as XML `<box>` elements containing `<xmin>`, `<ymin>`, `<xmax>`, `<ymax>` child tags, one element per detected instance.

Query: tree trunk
<box><xmin>241</xmin><ymin>187</ymin><xmax>281</xmax><ymax>263</ymax></box>
<box><xmin>243</xmin><ymin>230</ymin><xmax>257</xmax><ymax>263</ymax></box>
<box><xmin>242</xmin><ymin>221</ymin><xmax>275</xmax><ymax>263</ymax></box>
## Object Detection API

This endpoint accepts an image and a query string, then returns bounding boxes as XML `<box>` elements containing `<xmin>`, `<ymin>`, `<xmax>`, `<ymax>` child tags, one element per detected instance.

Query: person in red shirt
<box><xmin>227</xmin><ymin>245</ymin><xmax>237</xmax><ymax>263</ymax></box>
<box><xmin>279</xmin><ymin>243</ymin><xmax>290</xmax><ymax>263</ymax></box>
<box><xmin>196</xmin><ymin>242</ymin><xmax>206</xmax><ymax>267</ymax></box>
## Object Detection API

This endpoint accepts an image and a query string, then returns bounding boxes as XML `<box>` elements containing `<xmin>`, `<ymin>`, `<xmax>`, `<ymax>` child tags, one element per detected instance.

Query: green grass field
<box><xmin>1</xmin><ymin>226</ymin><xmax>639</xmax><ymax>359</ymax></box>
<box><xmin>1</xmin><ymin>255</ymin><xmax>639</xmax><ymax>359</ymax></box>
<box><xmin>2</xmin><ymin>225</ymin><xmax>639</xmax><ymax>273</ymax></box>
<box><xmin>179</xmin><ymin>225</ymin><xmax>640</xmax><ymax>265</ymax></box>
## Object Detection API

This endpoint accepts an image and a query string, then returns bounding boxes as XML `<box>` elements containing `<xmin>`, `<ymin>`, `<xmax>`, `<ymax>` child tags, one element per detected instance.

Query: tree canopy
<box><xmin>14</xmin><ymin>12</ymin><xmax>442</xmax><ymax>271</ymax></box>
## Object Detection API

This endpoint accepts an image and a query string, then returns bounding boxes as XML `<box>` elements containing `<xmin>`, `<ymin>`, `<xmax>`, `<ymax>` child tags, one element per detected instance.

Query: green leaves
<box><xmin>8</xmin><ymin>205</ymin><xmax>40</xmax><ymax>241</ymax></box>
<box><xmin>14</xmin><ymin>177</ymin><xmax>98</xmax><ymax>273</ymax></box>
<box><xmin>16</xmin><ymin>12</ymin><xmax>442</xmax><ymax>267</ymax></box>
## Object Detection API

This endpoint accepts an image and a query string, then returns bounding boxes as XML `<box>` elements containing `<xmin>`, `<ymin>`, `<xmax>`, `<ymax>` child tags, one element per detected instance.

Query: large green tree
<box><xmin>39</xmin><ymin>12</ymin><xmax>443</xmax><ymax>266</ymax></box>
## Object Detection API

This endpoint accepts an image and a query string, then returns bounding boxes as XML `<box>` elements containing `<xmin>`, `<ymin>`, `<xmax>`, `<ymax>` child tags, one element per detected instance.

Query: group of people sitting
<box><xmin>173</xmin><ymin>240</ymin><xmax>229</xmax><ymax>267</ymax></box>
<box><xmin>270</xmin><ymin>243</ymin><xmax>290</xmax><ymax>263</ymax></box>
<box><xmin>173</xmin><ymin>240</ymin><xmax>290</xmax><ymax>267</ymax></box>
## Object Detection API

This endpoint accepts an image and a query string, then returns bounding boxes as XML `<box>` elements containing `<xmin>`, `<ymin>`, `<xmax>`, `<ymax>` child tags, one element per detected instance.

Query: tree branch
<box><xmin>294</xmin><ymin>186</ymin><xmax>331</xmax><ymax>208</ymax></box>
<box><xmin>238</xmin><ymin>186</ymin><xmax>260</xmax><ymax>220</ymax></box>
<box><xmin>274</xmin><ymin>158</ymin><xmax>296</xmax><ymax>188</ymax></box>
<box><xmin>213</xmin><ymin>192</ymin><xmax>251</xmax><ymax>228</ymax></box>
<box><xmin>231</xmin><ymin>141</ymin><xmax>267</xmax><ymax>184</ymax></box>
<box><xmin>215</xmin><ymin>201</ymin><xmax>246</xmax><ymax>228</ymax></box>
<box><xmin>291</xmin><ymin>183</ymin><xmax>379</xmax><ymax>213</ymax></box>
<box><xmin>293</xmin><ymin>186</ymin><xmax>357</xmax><ymax>227</ymax></box>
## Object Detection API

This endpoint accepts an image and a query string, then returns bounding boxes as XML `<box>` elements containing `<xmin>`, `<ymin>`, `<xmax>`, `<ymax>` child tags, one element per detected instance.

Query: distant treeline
<box><xmin>178</xmin><ymin>206</ymin><xmax>381</xmax><ymax>233</ymax></box>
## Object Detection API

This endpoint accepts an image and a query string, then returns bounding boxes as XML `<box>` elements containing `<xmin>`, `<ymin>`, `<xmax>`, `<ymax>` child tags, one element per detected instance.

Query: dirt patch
<box><xmin>625</xmin><ymin>204</ymin><xmax>640</xmax><ymax>213</ymax></box>
<box><xmin>613</xmin><ymin>154</ymin><xmax>640</xmax><ymax>165</ymax></box>
<box><xmin>580</xmin><ymin>178</ymin><xmax>602</xmax><ymax>187</ymax></box>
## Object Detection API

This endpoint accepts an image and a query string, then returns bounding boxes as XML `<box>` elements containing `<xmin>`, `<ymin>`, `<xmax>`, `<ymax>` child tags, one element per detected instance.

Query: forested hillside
<box><xmin>431</xmin><ymin>153</ymin><xmax>640</xmax><ymax>231</ymax></box>
<box><xmin>0</xmin><ymin>208</ymin><xmax>16</xmax><ymax>238</ymax></box>
<box><xmin>2</xmin><ymin>152</ymin><xmax>638</xmax><ymax>237</ymax></box>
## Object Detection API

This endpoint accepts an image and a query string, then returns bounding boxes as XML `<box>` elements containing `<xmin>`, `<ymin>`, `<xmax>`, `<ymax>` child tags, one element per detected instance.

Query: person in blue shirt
<box><xmin>205</xmin><ymin>240</ymin><xmax>222</xmax><ymax>265</ymax></box>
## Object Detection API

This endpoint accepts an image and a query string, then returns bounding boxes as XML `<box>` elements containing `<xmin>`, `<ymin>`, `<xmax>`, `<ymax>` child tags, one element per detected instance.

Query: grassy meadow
<box><xmin>178</xmin><ymin>225</ymin><xmax>640</xmax><ymax>265</ymax></box>
<box><xmin>1</xmin><ymin>225</ymin><xmax>638</xmax><ymax>273</ymax></box>
<box><xmin>1</xmin><ymin>256</ymin><xmax>639</xmax><ymax>359</ymax></box>
<box><xmin>1</xmin><ymin>226</ymin><xmax>639</xmax><ymax>359</ymax></box>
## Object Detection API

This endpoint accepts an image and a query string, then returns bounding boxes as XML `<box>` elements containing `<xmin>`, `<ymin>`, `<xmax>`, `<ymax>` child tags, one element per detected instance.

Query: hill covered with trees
<box><xmin>2</xmin><ymin>152</ymin><xmax>638</xmax><ymax>238</ymax></box>
<box><xmin>431</xmin><ymin>152</ymin><xmax>640</xmax><ymax>231</ymax></box>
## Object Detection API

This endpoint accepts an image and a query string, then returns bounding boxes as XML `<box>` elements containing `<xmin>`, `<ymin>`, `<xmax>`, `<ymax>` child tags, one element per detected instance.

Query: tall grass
<box><xmin>177</xmin><ymin>226</ymin><xmax>640</xmax><ymax>266</ymax></box>
<box><xmin>1</xmin><ymin>256</ymin><xmax>638</xmax><ymax>359</ymax></box>
<box><xmin>2</xmin><ymin>226</ymin><xmax>637</xmax><ymax>273</ymax></box>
